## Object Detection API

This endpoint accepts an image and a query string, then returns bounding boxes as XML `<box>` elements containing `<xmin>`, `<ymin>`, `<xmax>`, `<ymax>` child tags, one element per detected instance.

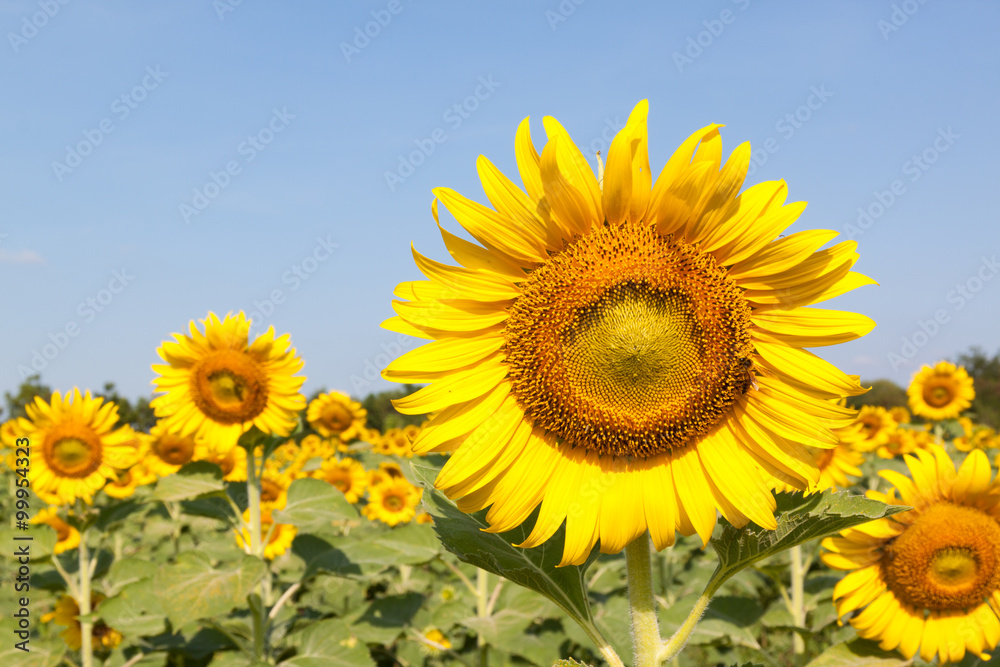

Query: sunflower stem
<box><xmin>626</xmin><ymin>532</ymin><xmax>661</xmax><ymax>667</ymax></box>
<box><xmin>657</xmin><ymin>590</ymin><xmax>712</xmax><ymax>663</ymax></box>
<box><xmin>78</xmin><ymin>524</ymin><xmax>93</xmax><ymax>667</ymax></box>
<box><xmin>790</xmin><ymin>544</ymin><xmax>806</xmax><ymax>654</ymax></box>
<box><xmin>476</xmin><ymin>568</ymin><xmax>489</xmax><ymax>667</ymax></box>
<box><xmin>246</xmin><ymin>450</ymin><xmax>267</xmax><ymax>660</ymax></box>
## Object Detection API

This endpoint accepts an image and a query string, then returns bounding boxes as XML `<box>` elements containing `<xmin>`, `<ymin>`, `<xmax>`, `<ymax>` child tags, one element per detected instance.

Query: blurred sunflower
<box><xmin>151</xmin><ymin>312</ymin><xmax>306</xmax><ymax>453</ymax></box>
<box><xmin>419</xmin><ymin>628</ymin><xmax>452</xmax><ymax>655</ymax></box>
<box><xmin>18</xmin><ymin>390</ymin><xmax>139</xmax><ymax>505</ymax></box>
<box><xmin>144</xmin><ymin>422</ymin><xmax>199</xmax><ymax>476</ymax></box>
<box><xmin>379</xmin><ymin>427</ymin><xmax>415</xmax><ymax>458</ymax></box>
<box><xmin>364</xmin><ymin>477</ymin><xmax>422</xmax><ymax>526</ymax></box>
<box><xmin>42</xmin><ymin>594</ymin><xmax>122</xmax><ymax>652</ymax></box>
<box><xmin>315</xmin><ymin>456</ymin><xmax>367</xmax><ymax>502</ymax></box>
<box><xmin>908</xmin><ymin>361</ymin><xmax>975</xmax><ymax>421</ymax></box>
<box><xmin>853</xmin><ymin>406</ymin><xmax>898</xmax><ymax>453</ymax></box>
<box><xmin>811</xmin><ymin>444</ymin><xmax>864</xmax><ymax>492</ymax></box>
<box><xmin>193</xmin><ymin>440</ymin><xmax>247</xmax><ymax>482</ymax></box>
<box><xmin>888</xmin><ymin>405</ymin><xmax>911</xmax><ymax>424</ymax></box>
<box><xmin>382</xmin><ymin>101</ymin><xmax>872</xmax><ymax>564</ymax></box>
<box><xmin>876</xmin><ymin>428</ymin><xmax>917</xmax><ymax>459</ymax></box>
<box><xmin>367</xmin><ymin>461</ymin><xmax>404</xmax><ymax>487</ymax></box>
<box><xmin>306</xmin><ymin>391</ymin><xmax>367</xmax><ymax>441</ymax></box>
<box><xmin>822</xmin><ymin>446</ymin><xmax>1000</xmax><ymax>663</ymax></box>
<box><xmin>103</xmin><ymin>462</ymin><xmax>157</xmax><ymax>500</ymax></box>
<box><xmin>30</xmin><ymin>507</ymin><xmax>80</xmax><ymax>554</ymax></box>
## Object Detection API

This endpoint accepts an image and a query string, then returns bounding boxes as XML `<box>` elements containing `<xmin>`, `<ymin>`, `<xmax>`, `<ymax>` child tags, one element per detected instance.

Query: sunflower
<box><xmin>418</xmin><ymin>628</ymin><xmax>452</xmax><ymax>655</ymax></box>
<box><xmin>151</xmin><ymin>312</ymin><xmax>306</xmax><ymax>453</ymax></box>
<box><xmin>822</xmin><ymin>445</ymin><xmax>1000</xmax><ymax>663</ymax></box>
<box><xmin>876</xmin><ymin>428</ymin><xmax>917</xmax><ymax>459</ymax></box>
<box><xmin>259</xmin><ymin>469</ymin><xmax>291</xmax><ymax>510</ymax></box>
<box><xmin>382</xmin><ymin>101</ymin><xmax>873</xmax><ymax>564</ymax></box>
<box><xmin>378</xmin><ymin>427</ymin><xmax>415</xmax><ymax>458</ymax></box>
<box><xmin>42</xmin><ymin>594</ymin><xmax>122</xmax><ymax>652</ymax></box>
<box><xmin>314</xmin><ymin>456</ymin><xmax>367</xmax><ymax>503</ymax></box>
<box><xmin>235</xmin><ymin>509</ymin><xmax>297</xmax><ymax>559</ymax></box>
<box><xmin>144</xmin><ymin>422</ymin><xmax>200</xmax><ymax>477</ymax></box>
<box><xmin>367</xmin><ymin>461</ymin><xmax>405</xmax><ymax>487</ymax></box>
<box><xmin>364</xmin><ymin>478</ymin><xmax>422</xmax><ymax>526</ymax></box>
<box><xmin>31</xmin><ymin>507</ymin><xmax>80</xmax><ymax>554</ymax></box>
<box><xmin>17</xmin><ymin>390</ymin><xmax>140</xmax><ymax>505</ymax></box>
<box><xmin>908</xmin><ymin>361</ymin><xmax>975</xmax><ymax>422</ymax></box>
<box><xmin>103</xmin><ymin>461</ymin><xmax>157</xmax><ymax>500</ymax></box>
<box><xmin>853</xmin><ymin>406</ymin><xmax>898</xmax><ymax>453</ymax></box>
<box><xmin>306</xmin><ymin>391</ymin><xmax>367</xmax><ymax>441</ymax></box>
<box><xmin>812</xmin><ymin>444</ymin><xmax>864</xmax><ymax>493</ymax></box>
<box><xmin>193</xmin><ymin>440</ymin><xmax>247</xmax><ymax>481</ymax></box>
<box><xmin>889</xmin><ymin>406</ymin><xmax>911</xmax><ymax>425</ymax></box>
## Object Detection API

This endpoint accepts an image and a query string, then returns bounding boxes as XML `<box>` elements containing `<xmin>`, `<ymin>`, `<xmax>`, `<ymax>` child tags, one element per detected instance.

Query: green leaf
<box><xmin>349</xmin><ymin>592</ymin><xmax>424</xmax><ymax>644</ymax></box>
<box><xmin>804</xmin><ymin>638</ymin><xmax>911</xmax><ymax>666</ymax></box>
<box><xmin>340</xmin><ymin>523</ymin><xmax>441</xmax><ymax>566</ymax></box>
<box><xmin>272</xmin><ymin>478</ymin><xmax>359</xmax><ymax>530</ymax></box>
<box><xmin>100</xmin><ymin>578</ymin><xmax>168</xmax><ymax>637</ymax></box>
<box><xmin>0</xmin><ymin>641</ymin><xmax>65</xmax><ymax>667</ymax></box>
<box><xmin>412</xmin><ymin>461</ymin><xmax>600</xmax><ymax>636</ymax></box>
<box><xmin>709</xmin><ymin>491</ymin><xmax>906</xmax><ymax>594</ymax></box>
<box><xmin>281</xmin><ymin>617</ymin><xmax>374</xmax><ymax>666</ymax></box>
<box><xmin>105</xmin><ymin>557</ymin><xmax>158</xmax><ymax>595</ymax></box>
<box><xmin>0</xmin><ymin>525</ymin><xmax>56</xmax><ymax>560</ymax></box>
<box><xmin>153</xmin><ymin>462</ymin><xmax>224</xmax><ymax>502</ymax></box>
<box><xmin>461</xmin><ymin>608</ymin><xmax>533</xmax><ymax>647</ymax></box>
<box><xmin>153</xmin><ymin>551</ymin><xmax>267</xmax><ymax>626</ymax></box>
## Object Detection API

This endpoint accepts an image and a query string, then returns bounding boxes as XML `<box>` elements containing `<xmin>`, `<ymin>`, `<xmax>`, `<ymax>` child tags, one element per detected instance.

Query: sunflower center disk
<box><xmin>44</xmin><ymin>423</ymin><xmax>103</xmax><ymax>478</ymax></box>
<box><xmin>504</xmin><ymin>223</ymin><xmax>753</xmax><ymax>458</ymax></box>
<box><xmin>191</xmin><ymin>349</ymin><xmax>269</xmax><ymax>424</ymax></box>
<box><xmin>320</xmin><ymin>404</ymin><xmax>352</xmax><ymax>433</ymax></box>
<box><xmin>884</xmin><ymin>503</ymin><xmax>1000</xmax><ymax>610</ymax></box>
<box><xmin>156</xmin><ymin>434</ymin><xmax>196</xmax><ymax>466</ymax></box>
<box><xmin>925</xmin><ymin>382</ymin><xmax>954</xmax><ymax>408</ymax></box>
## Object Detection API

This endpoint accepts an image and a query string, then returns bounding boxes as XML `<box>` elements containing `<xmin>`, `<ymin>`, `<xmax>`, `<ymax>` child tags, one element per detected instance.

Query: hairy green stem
<box><xmin>658</xmin><ymin>591</ymin><xmax>712</xmax><ymax>663</ymax></box>
<box><xmin>78</xmin><ymin>525</ymin><xmax>93</xmax><ymax>667</ymax></box>
<box><xmin>790</xmin><ymin>544</ymin><xmax>806</xmax><ymax>654</ymax></box>
<box><xmin>476</xmin><ymin>569</ymin><xmax>489</xmax><ymax>667</ymax></box>
<box><xmin>246</xmin><ymin>452</ymin><xmax>266</xmax><ymax>661</ymax></box>
<box><xmin>626</xmin><ymin>533</ymin><xmax>661</xmax><ymax>667</ymax></box>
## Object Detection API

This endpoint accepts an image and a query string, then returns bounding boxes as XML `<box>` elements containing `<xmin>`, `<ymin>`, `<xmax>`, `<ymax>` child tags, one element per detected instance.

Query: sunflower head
<box><xmin>363</xmin><ymin>477</ymin><xmax>422</xmax><ymax>526</ymax></box>
<box><xmin>315</xmin><ymin>456</ymin><xmax>367</xmax><ymax>503</ymax></box>
<box><xmin>383</xmin><ymin>101</ymin><xmax>873</xmax><ymax>564</ymax></box>
<box><xmin>306</xmin><ymin>391</ymin><xmax>367</xmax><ymax>441</ymax></box>
<box><xmin>908</xmin><ymin>361</ymin><xmax>975</xmax><ymax>422</ymax></box>
<box><xmin>823</xmin><ymin>445</ymin><xmax>1000</xmax><ymax>663</ymax></box>
<box><xmin>31</xmin><ymin>507</ymin><xmax>80</xmax><ymax>554</ymax></box>
<box><xmin>151</xmin><ymin>312</ymin><xmax>306</xmax><ymax>453</ymax></box>
<box><xmin>17</xmin><ymin>389</ymin><xmax>139</xmax><ymax>505</ymax></box>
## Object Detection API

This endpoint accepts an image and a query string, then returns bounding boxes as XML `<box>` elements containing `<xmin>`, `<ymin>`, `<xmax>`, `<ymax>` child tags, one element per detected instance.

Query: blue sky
<box><xmin>2</xmin><ymin>0</ymin><xmax>998</xmax><ymax>403</ymax></box>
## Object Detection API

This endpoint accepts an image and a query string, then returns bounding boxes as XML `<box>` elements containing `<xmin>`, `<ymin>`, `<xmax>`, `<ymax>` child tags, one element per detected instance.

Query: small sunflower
<box><xmin>382</xmin><ymin>101</ymin><xmax>873</xmax><ymax>564</ymax></box>
<box><xmin>17</xmin><ymin>390</ymin><xmax>139</xmax><ymax>505</ymax></box>
<box><xmin>144</xmin><ymin>422</ymin><xmax>200</xmax><ymax>476</ymax></box>
<box><xmin>103</xmin><ymin>461</ymin><xmax>157</xmax><ymax>500</ymax></box>
<box><xmin>378</xmin><ymin>427</ymin><xmax>415</xmax><ymax>458</ymax></box>
<box><xmin>151</xmin><ymin>312</ymin><xmax>306</xmax><ymax>453</ymax></box>
<box><xmin>822</xmin><ymin>445</ymin><xmax>1000</xmax><ymax>663</ymax></box>
<box><xmin>889</xmin><ymin>406</ymin><xmax>911</xmax><ymax>425</ymax></box>
<box><xmin>876</xmin><ymin>428</ymin><xmax>917</xmax><ymax>459</ymax></box>
<box><xmin>315</xmin><ymin>456</ymin><xmax>367</xmax><ymax>503</ymax></box>
<box><xmin>42</xmin><ymin>594</ymin><xmax>122</xmax><ymax>652</ymax></box>
<box><xmin>193</xmin><ymin>440</ymin><xmax>247</xmax><ymax>481</ymax></box>
<box><xmin>908</xmin><ymin>361</ymin><xmax>975</xmax><ymax>421</ymax></box>
<box><xmin>306</xmin><ymin>391</ymin><xmax>367</xmax><ymax>441</ymax></box>
<box><xmin>367</xmin><ymin>461</ymin><xmax>405</xmax><ymax>487</ymax></box>
<box><xmin>853</xmin><ymin>406</ymin><xmax>898</xmax><ymax>453</ymax></box>
<box><xmin>259</xmin><ymin>470</ymin><xmax>291</xmax><ymax>511</ymax></box>
<box><xmin>235</xmin><ymin>509</ymin><xmax>297</xmax><ymax>559</ymax></box>
<box><xmin>418</xmin><ymin>628</ymin><xmax>452</xmax><ymax>655</ymax></box>
<box><xmin>30</xmin><ymin>507</ymin><xmax>80</xmax><ymax>554</ymax></box>
<box><xmin>364</xmin><ymin>478</ymin><xmax>422</xmax><ymax>526</ymax></box>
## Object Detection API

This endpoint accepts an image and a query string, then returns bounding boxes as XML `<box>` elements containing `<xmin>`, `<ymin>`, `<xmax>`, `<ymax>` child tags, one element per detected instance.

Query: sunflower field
<box><xmin>4</xmin><ymin>105</ymin><xmax>1000</xmax><ymax>667</ymax></box>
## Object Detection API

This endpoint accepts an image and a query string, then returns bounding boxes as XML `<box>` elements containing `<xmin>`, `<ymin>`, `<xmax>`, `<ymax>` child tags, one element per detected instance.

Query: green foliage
<box><xmin>957</xmin><ymin>346</ymin><xmax>1000</xmax><ymax>428</ymax></box>
<box><xmin>95</xmin><ymin>381</ymin><xmax>156</xmax><ymax>431</ymax></box>
<box><xmin>360</xmin><ymin>384</ymin><xmax>425</xmax><ymax>431</ymax></box>
<box><xmin>2</xmin><ymin>373</ymin><xmax>50</xmax><ymax>420</ymax></box>
<box><xmin>845</xmin><ymin>378</ymin><xmax>906</xmax><ymax>409</ymax></box>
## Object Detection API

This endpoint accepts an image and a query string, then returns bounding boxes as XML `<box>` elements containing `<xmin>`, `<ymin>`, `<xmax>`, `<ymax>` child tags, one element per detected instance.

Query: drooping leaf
<box><xmin>412</xmin><ymin>461</ymin><xmax>601</xmax><ymax>636</ymax></box>
<box><xmin>153</xmin><ymin>462</ymin><xmax>224</xmax><ymax>502</ymax></box>
<box><xmin>272</xmin><ymin>478</ymin><xmax>358</xmax><ymax>530</ymax></box>
<box><xmin>348</xmin><ymin>592</ymin><xmax>425</xmax><ymax>644</ymax></box>
<box><xmin>281</xmin><ymin>617</ymin><xmax>374</xmax><ymax>667</ymax></box>
<box><xmin>709</xmin><ymin>491</ymin><xmax>906</xmax><ymax>594</ymax></box>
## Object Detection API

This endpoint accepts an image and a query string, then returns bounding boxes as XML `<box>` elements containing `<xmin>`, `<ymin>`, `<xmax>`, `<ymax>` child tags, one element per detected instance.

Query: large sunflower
<box><xmin>151</xmin><ymin>312</ymin><xmax>306</xmax><ymax>453</ymax></box>
<box><xmin>383</xmin><ymin>101</ymin><xmax>873</xmax><ymax>565</ymax></box>
<box><xmin>822</xmin><ymin>446</ymin><xmax>1000</xmax><ymax>663</ymax></box>
<box><xmin>908</xmin><ymin>361</ymin><xmax>975</xmax><ymax>421</ymax></box>
<box><xmin>17</xmin><ymin>390</ymin><xmax>139</xmax><ymax>505</ymax></box>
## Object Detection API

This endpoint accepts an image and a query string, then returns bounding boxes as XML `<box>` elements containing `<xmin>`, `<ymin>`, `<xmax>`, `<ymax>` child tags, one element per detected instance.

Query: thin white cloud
<box><xmin>0</xmin><ymin>248</ymin><xmax>45</xmax><ymax>265</ymax></box>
